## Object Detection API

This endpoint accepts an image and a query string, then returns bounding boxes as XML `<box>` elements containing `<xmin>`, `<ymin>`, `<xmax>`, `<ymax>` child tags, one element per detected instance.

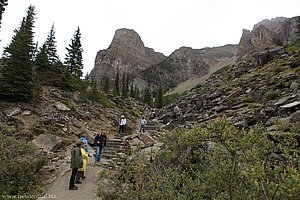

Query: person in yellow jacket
<box><xmin>75</xmin><ymin>142</ymin><xmax>88</xmax><ymax>183</ymax></box>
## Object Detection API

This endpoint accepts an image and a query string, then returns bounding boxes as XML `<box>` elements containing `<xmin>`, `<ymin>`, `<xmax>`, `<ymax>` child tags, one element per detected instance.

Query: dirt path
<box><xmin>39</xmin><ymin>164</ymin><xmax>102</xmax><ymax>200</ymax></box>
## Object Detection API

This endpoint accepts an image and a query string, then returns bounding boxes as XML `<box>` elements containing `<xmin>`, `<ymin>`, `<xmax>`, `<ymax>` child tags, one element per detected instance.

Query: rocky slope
<box><xmin>0</xmin><ymin>86</ymin><xmax>145</xmax><ymax>184</ymax></box>
<box><xmin>156</xmin><ymin>44</ymin><xmax>300</xmax><ymax>135</ymax></box>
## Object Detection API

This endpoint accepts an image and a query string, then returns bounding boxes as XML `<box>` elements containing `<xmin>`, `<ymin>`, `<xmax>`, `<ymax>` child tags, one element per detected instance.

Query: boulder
<box><xmin>32</xmin><ymin>134</ymin><xmax>63</xmax><ymax>153</ymax></box>
<box><xmin>54</xmin><ymin>102</ymin><xmax>71</xmax><ymax>111</ymax></box>
<box><xmin>3</xmin><ymin>107</ymin><xmax>22</xmax><ymax>117</ymax></box>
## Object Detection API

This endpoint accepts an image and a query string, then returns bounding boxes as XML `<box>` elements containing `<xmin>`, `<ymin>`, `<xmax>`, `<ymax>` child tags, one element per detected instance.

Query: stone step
<box><xmin>102</xmin><ymin>149</ymin><xmax>117</xmax><ymax>154</ymax></box>
<box><xmin>145</xmin><ymin>126</ymin><xmax>156</xmax><ymax>130</ymax></box>
<box><xmin>102</xmin><ymin>154</ymin><xmax>116</xmax><ymax>159</ymax></box>
<box><xmin>106</xmin><ymin>141</ymin><xmax>123</xmax><ymax>146</ymax></box>
<box><xmin>109</xmin><ymin>138</ymin><xmax>123</xmax><ymax>142</ymax></box>
<box><xmin>105</xmin><ymin>142</ymin><xmax>122</xmax><ymax>147</ymax></box>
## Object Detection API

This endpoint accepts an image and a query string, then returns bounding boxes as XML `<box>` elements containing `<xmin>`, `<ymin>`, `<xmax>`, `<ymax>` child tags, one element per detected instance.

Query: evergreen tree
<box><xmin>130</xmin><ymin>79</ymin><xmax>134</xmax><ymax>97</ymax></box>
<box><xmin>125</xmin><ymin>72</ymin><xmax>130</xmax><ymax>98</ymax></box>
<box><xmin>0</xmin><ymin>5</ymin><xmax>36</xmax><ymax>101</ymax></box>
<box><xmin>35</xmin><ymin>43</ymin><xmax>49</xmax><ymax>70</ymax></box>
<box><xmin>143</xmin><ymin>86</ymin><xmax>152</xmax><ymax>106</ymax></box>
<box><xmin>133</xmin><ymin>86</ymin><xmax>140</xmax><ymax>101</ymax></box>
<box><xmin>45</xmin><ymin>24</ymin><xmax>60</xmax><ymax>66</ymax></box>
<box><xmin>84</xmin><ymin>72</ymin><xmax>89</xmax><ymax>80</ymax></box>
<box><xmin>114</xmin><ymin>71</ymin><xmax>119</xmax><ymax>95</ymax></box>
<box><xmin>0</xmin><ymin>0</ymin><xmax>8</xmax><ymax>29</ymax></box>
<box><xmin>64</xmin><ymin>27</ymin><xmax>83</xmax><ymax>79</ymax></box>
<box><xmin>103</xmin><ymin>76</ymin><xmax>110</xmax><ymax>94</ymax></box>
<box><xmin>155</xmin><ymin>85</ymin><xmax>163</xmax><ymax>108</ymax></box>
<box><xmin>121</xmin><ymin>72</ymin><xmax>126</xmax><ymax>97</ymax></box>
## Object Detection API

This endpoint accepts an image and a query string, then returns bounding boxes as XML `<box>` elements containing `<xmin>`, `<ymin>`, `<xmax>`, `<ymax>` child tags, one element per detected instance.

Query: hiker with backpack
<box><xmin>69</xmin><ymin>140</ymin><xmax>83</xmax><ymax>190</ymax></box>
<box><xmin>94</xmin><ymin>132</ymin><xmax>107</xmax><ymax>163</ymax></box>
<box><xmin>75</xmin><ymin>141</ymin><xmax>88</xmax><ymax>183</ymax></box>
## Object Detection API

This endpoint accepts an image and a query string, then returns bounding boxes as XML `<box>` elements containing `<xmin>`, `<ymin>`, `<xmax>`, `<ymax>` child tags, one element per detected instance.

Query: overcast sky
<box><xmin>0</xmin><ymin>0</ymin><xmax>299</xmax><ymax>75</ymax></box>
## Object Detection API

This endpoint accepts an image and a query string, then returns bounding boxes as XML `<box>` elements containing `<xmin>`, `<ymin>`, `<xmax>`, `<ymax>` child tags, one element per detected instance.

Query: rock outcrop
<box><xmin>89</xmin><ymin>28</ymin><xmax>166</xmax><ymax>90</ymax></box>
<box><xmin>237</xmin><ymin>16</ymin><xmax>300</xmax><ymax>60</ymax></box>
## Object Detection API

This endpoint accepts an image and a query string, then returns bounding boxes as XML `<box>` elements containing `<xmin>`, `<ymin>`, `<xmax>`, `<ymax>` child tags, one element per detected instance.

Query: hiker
<box><xmin>94</xmin><ymin>132</ymin><xmax>107</xmax><ymax>163</ymax></box>
<box><xmin>79</xmin><ymin>130</ymin><xmax>89</xmax><ymax>153</ymax></box>
<box><xmin>118</xmin><ymin>115</ymin><xmax>127</xmax><ymax>134</ymax></box>
<box><xmin>76</xmin><ymin>142</ymin><xmax>88</xmax><ymax>183</ymax></box>
<box><xmin>139</xmin><ymin>116</ymin><xmax>147</xmax><ymax>133</ymax></box>
<box><xmin>69</xmin><ymin>140</ymin><xmax>83</xmax><ymax>190</ymax></box>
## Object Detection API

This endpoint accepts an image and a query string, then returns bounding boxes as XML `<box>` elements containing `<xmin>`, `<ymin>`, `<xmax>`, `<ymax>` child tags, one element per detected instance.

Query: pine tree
<box><xmin>114</xmin><ymin>71</ymin><xmax>119</xmax><ymax>95</ymax></box>
<box><xmin>155</xmin><ymin>85</ymin><xmax>164</xmax><ymax>108</ymax></box>
<box><xmin>125</xmin><ymin>72</ymin><xmax>130</xmax><ymax>98</ymax></box>
<box><xmin>143</xmin><ymin>86</ymin><xmax>152</xmax><ymax>106</ymax></box>
<box><xmin>103</xmin><ymin>76</ymin><xmax>110</xmax><ymax>94</ymax></box>
<box><xmin>130</xmin><ymin>79</ymin><xmax>134</xmax><ymax>97</ymax></box>
<box><xmin>45</xmin><ymin>24</ymin><xmax>60</xmax><ymax>66</ymax></box>
<box><xmin>0</xmin><ymin>0</ymin><xmax>8</xmax><ymax>29</ymax></box>
<box><xmin>0</xmin><ymin>5</ymin><xmax>36</xmax><ymax>101</ymax></box>
<box><xmin>121</xmin><ymin>72</ymin><xmax>126</xmax><ymax>97</ymax></box>
<box><xmin>35</xmin><ymin>43</ymin><xmax>49</xmax><ymax>70</ymax></box>
<box><xmin>64</xmin><ymin>27</ymin><xmax>84</xmax><ymax>79</ymax></box>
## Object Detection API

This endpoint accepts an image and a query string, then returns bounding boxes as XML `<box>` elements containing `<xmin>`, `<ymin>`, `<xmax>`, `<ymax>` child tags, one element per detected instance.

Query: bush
<box><xmin>99</xmin><ymin>117</ymin><xmax>300</xmax><ymax>199</ymax></box>
<box><xmin>264</xmin><ymin>90</ymin><xmax>280</xmax><ymax>101</ymax></box>
<box><xmin>0</xmin><ymin>133</ymin><xmax>46</xmax><ymax>196</ymax></box>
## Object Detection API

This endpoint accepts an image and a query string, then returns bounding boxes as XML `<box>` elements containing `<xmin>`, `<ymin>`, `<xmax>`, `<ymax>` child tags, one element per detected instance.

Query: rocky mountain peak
<box><xmin>237</xmin><ymin>16</ymin><xmax>300</xmax><ymax>60</ymax></box>
<box><xmin>89</xmin><ymin>28</ymin><xmax>166</xmax><ymax>90</ymax></box>
<box><xmin>109</xmin><ymin>28</ymin><xmax>146</xmax><ymax>62</ymax></box>
<box><xmin>253</xmin><ymin>17</ymin><xmax>288</xmax><ymax>31</ymax></box>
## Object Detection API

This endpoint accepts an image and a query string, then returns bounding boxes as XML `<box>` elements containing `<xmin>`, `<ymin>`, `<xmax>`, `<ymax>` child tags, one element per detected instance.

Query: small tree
<box><xmin>35</xmin><ymin>43</ymin><xmax>49</xmax><ymax>70</ymax></box>
<box><xmin>103</xmin><ymin>76</ymin><xmax>110</xmax><ymax>94</ymax></box>
<box><xmin>143</xmin><ymin>86</ymin><xmax>152</xmax><ymax>106</ymax></box>
<box><xmin>64</xmin><ymin>27</ymin><xmax>84</xmax><ymax>79</ymax></box>
<box><xmin>114</xmin><ymin>71</ymin><xmax>120</xmax><ymax>95</ymax></box>
<box><xmin>155</xmin><ymin>85</ymin><xmax>163</xmax><ymax>108</ymax></box>
<box><xmin>45</xmin><ymin>24</ymin><xmax>60</xmax><ymax>66</ymax></box>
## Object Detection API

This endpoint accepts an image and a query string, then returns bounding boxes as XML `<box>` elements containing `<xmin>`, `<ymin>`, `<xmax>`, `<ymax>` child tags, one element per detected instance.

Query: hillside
<box><xmin>166</xmin><ymin>56</ymin><xmax>237</xmax><ymax>95</ymax></box>
<box><xmin>0</xmin><ymin>85</ymin><xmax>145</xmax><ymax>196</ymax></box>
<box><xmin>97</xmin><ymin>41</ymin><xmax>300</xmax><ymax>200</ymax></box>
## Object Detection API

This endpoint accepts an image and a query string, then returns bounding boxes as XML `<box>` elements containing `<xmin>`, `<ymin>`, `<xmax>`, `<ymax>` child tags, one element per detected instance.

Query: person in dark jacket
<box><xmin>69</xmin><ymin>140</ymin><xmax>83</xmax><ymax>190</ymax></box>
<box><xmin>94</xmin><ymin>132</ymin><xmax>107</xmax><ymax>163</ymax></box>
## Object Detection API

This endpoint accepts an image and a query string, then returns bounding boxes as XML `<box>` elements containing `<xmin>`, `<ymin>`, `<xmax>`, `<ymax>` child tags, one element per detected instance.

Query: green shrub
<box><xmin>272</xmin><ymin>66</ymin><xmax>285</xmax><ymax>73</ymax></box>
<box><xmin>99</xmin><ymin>117</ymin><xmax>300</xmax><ymax>199</ymax></box>
<box><xmin>0</xmin><ymin>133</ymin><xmax>46</xmax><ymax>196</ymax></box>
<box><xmin>264</xmin><ymin>90</ymin><xmax>280</xmax><ymax>101</ymax></box>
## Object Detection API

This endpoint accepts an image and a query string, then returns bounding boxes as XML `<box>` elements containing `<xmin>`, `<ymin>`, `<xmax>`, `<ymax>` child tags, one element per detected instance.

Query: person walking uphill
<box><xmin>139</xmin><ymin>116</ymin><xmax>147</xmax><ymax>133</ymax></box>
<box><xmin>94</xmin><ymin>132</ymin><xmax>107</xmax><ymax>163</ymax></box>
<box><xmin>118</xmin><ymin>115</ymin><xmax>127</xmax><ymax>135</ymax></box>
<box><xmin>69</xmin><ymin>140</ymin><xmax>83</xmax><ymax>190</ymax></box>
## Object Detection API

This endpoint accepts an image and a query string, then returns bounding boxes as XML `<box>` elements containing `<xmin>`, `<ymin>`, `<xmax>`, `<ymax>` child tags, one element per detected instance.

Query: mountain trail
<box><xmin>39</xmin><ymin>163</ymin><xmax>102</xmax><ymax>200</ymax></box>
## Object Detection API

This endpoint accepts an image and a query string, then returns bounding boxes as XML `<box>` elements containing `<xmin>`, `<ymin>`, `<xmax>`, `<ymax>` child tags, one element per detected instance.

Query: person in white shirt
<box><xmin>139</xmin><ymin>116</ymin><xmax>147</xmax><ymax>133</ymax></box>
<box><xmin>118</xmin><ymin>115</ymin><xmax>127</xmax><ymax>134</ymax></box>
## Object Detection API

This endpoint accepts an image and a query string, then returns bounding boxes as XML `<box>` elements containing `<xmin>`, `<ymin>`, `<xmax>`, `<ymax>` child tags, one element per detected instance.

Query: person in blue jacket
<box><xmin>79</xmin><ymin>130</ymin><xmax>88</xmax><ymax>153</ymax></box>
